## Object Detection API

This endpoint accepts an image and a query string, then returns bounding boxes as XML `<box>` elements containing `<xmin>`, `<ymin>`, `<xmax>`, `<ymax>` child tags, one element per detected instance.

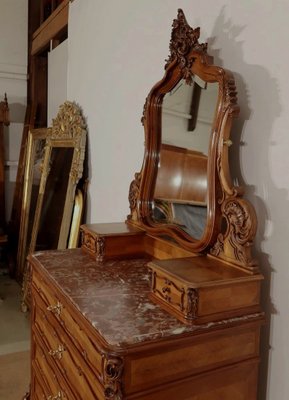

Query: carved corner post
<box><xmin>103</xmin><ymin>355</ymin><xmax>124</xmax><ymax>399</ymax></box>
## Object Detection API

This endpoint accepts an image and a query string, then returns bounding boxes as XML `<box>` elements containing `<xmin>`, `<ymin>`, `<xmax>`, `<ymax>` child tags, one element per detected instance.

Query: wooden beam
<box><xmin>31</xmin><ymin>0</ymin><xmax>69</xmax><ymax>55</ymax></box>
<box><xmin>0</xmin><ymin>95</ymin><xmax>9</xmax><ymax>230</ymax></box>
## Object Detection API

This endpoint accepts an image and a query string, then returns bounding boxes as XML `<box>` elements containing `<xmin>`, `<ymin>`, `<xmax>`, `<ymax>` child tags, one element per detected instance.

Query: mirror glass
<box><xmin>36</xmin><ymin>147</ymin><xmax>74</xmax><ymax>250</ymax></box>
<box><xmin>153</xmin><ymin>77</ymin><xmax>219</xmax><ymax>239</ymax></box>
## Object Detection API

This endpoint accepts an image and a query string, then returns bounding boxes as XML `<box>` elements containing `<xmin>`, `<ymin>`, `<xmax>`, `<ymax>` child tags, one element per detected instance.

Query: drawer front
<box><xmin>126</xmin><ymin>358</ymin><xmax>259</xmax><ymax>400</ymax></box>
<box><xmin>124</xmin><ymin>325</ymin><xmax>261</xmax><ymax>394</ymax></box>
<box><xmin>33</xmin><ymin>334</ymin><xmax>75</xmax><ymax>400</ymax></box>
<box><xmin>32</xmin><ymin>371</ymin><xmax>47</xmax><ymax>400</ymax></box>
<box><xmin>32</xmin><ymin>361</ymin><xmax>71</xmax><ymax>400</ymax></box>
<box><xmin>32</xmin><ymin>287</ymin><xmax>104</xmax><ymax>400</ymax></box>
<box><xmin>151</xmin><ymin>271</ymin><xmax>186</xmax><ymax>313</ymax></box>
<box><xmin>32</xmin><ymin>268</ymin><xmax>103</xmax><ymax>378</ymax></box>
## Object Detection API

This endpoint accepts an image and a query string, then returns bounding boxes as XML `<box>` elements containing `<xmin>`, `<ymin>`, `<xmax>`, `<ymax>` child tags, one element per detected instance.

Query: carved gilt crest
<box><xmin>51</xmin><ymin>101</ymin><xmax>86</xmax><ymax>140</ymax></box>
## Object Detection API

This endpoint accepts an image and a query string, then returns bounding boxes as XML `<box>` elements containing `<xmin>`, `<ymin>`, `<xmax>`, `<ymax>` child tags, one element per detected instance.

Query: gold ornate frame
<box><xmin>128</xmin><ymin>10</ymin><xmax>258</xmax><ymax>272</ymax></box>
<box><xmin>68</xmin><ymin>188</ymin><xmax>84</xmax><ymax>248</ymax></box>
<box><xmin>29</xmin><ymin>101</ymin><xmax>87</xmax><ymax>253</ymax></box>
<box><xmin>17</xmin><ymin>128</ymin><xmax>51</xmax><ymax>277</ymax></box>
<box><xmin>21</xmin><ymin>102</ymin><xmax>86</xmax><ymax>311</ymax></box>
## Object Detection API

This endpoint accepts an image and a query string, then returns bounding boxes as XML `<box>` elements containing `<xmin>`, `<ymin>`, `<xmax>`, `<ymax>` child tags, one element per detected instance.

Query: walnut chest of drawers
<box><xmin>28</xmin><ymin>248</ymin><xmax>264</xmax><ymax>400</ymax></box>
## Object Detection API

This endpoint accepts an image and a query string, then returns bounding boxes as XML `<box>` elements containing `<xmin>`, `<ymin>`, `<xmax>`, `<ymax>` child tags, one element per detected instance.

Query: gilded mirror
<box><xmin>128</xmin><ymin>9</ymin><xmax>257</xmax><ymax>267</ymax></box>
<box><xmin>29</xmin><ymin>102</ymin><xmax>87</xmax><ymax>253</ymax></box>
<box><xmin>21</xmin><ymin>102</ymin><xmax>87</xmax><ymax>311</ymax></box>
<box><xmin>17</xmin><ymin>128</ymin><xmax>51</xmax><ymax>277</ymax></box>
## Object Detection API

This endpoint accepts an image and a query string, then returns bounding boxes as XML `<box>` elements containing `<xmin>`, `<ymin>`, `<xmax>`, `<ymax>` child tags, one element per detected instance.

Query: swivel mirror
<box><xmin>128</xmin><ymin>9</ymin><xmax>257</xmax><ymax>271</ymax></box>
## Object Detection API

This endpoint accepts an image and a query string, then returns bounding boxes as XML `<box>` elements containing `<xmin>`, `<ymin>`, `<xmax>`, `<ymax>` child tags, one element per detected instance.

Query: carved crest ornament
<box><xmin>49</xmin><ymin>101</ymin><xmax>87</xmax><ymax>185</ymax></box>
<box><xmin>128</xmin><ymin>9</ymin><xmax>258</xmax><ymax>273</ymax></box>
<box><xmin>165</xmin><ymin>9</ymin><xmax>208</xmax><ymax>84</ymax></box>
<box><xmin>51</xmin><ymin>101</ymin><xmax>86</xmax><ymax>140</ymax></box>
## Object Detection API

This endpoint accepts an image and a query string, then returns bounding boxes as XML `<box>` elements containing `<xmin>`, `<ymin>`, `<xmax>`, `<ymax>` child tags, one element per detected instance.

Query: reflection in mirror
<box><xmin>17</xmin><ymin>128</ymin><xmax>50</xmax><ymax>277</ymax></box>
<box><xmin>153</xmin><ymin>78</ymin><xmax>218</xmax><ymax>239</ymax></box>
<box><xmin>36</xmin><ymin>147</ymin><xmax>74</xmax><ymax>250</ymax></box>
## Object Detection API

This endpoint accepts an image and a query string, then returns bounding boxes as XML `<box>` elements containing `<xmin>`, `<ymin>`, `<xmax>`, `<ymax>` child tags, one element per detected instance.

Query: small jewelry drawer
<box><xmin>149</xmin><ymin>257</ymin><xmax>263</xmax><ymax>324</ymax></box>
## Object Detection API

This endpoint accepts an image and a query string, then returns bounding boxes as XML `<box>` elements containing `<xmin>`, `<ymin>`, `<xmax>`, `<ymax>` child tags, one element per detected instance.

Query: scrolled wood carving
<box><xmin>186</xmin><ymin>288</ymin><xmax>199</xmax><ymax>320</ymax></box>
<box><xmin>96</xmin><ymin>237</ymin><xmax>106</xmax><ymax>262</ymax></box>
<box><xmin>141</xmin><ymin>97</ymin><xmax>148</xmax><ymax>126</ymax></box>
<box><xmin>81</xmin><ymin>230</ymin><xmax>97</xmax><ymax>253</ymax></box>
<box><xmin>211</xmin><ymin>197</ymin><xmax>258</xmax><ymax>272</ymax></box>
<box><xmin>81</xmin><ymin>231</ymin><xmax>106</xmax><ymax>261</ymax></box>
<box><xmin>103</xmin><ymin>356</ymin><xmax>124</xmax><ymax>399</ymax></box>
<box><xmin>128</xmin><ymin>172</ymin><xmax>141</xmax><ymax>221</ymax></box>
<box><xmin>166</xmin><ymin>9</ymin><xmax>207</xmax><ymax>84</ymax></box>
<box><xmin>223</xmin><ymin>78</ymin><xmax>238</xmax><ymax>113</ymax></box>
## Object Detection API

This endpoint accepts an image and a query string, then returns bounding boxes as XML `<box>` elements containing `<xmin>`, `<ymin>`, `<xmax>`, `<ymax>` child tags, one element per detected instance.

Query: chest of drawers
<box><xmin>27</xmin><ymin>247</ymin><xmax>264</xmax><ymax>400</ymax></box>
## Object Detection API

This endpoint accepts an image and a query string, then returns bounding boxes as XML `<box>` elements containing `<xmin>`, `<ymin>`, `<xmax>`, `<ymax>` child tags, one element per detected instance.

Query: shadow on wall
<box><xmin>8</xmin><ymin>102</ymin><xmax>26</xmax><ymax>124</ymax></box>
<box><xmin>3</xmin><ymin>101</ymin><xmax>26</xmax><ymax>158</ymax></box>
<box><xmin>207</xmin><ymin>8</ymin><xmax>281</xmax><ymax>400</ymax></box>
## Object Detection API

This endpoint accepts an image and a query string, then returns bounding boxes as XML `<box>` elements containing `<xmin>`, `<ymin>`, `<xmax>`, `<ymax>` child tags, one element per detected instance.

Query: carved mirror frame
<box><xmin>29</xmin><ymin>101</ymin><xmax>87</xmax><ymax>253</ymax></box>
<box><xmin>128</xmin><ymin>10</ymin><xmax>258</xmax><ymax>272</ymax></box>
<box><xmin>17</xmin><ymin>128</ymin><xmax>51</xmax><ymax>277</ymax></box>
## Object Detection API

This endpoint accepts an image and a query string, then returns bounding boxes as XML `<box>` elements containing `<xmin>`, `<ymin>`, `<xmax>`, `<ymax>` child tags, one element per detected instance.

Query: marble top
<box><xmin>32</xmin><ymin>248</ymin><xmax>258</xmax><ymax>349</ymax></box>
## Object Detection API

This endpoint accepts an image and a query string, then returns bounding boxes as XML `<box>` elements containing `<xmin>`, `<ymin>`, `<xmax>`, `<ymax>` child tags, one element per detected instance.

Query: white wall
<box><xmin>67</xmin><ymin>1</ymin><xmax>289</xmax><ymax>399</ymax></box>
<box><xmin>0</xmin><ymin>0</ymin><xmax>27</xmax><ymax>221</ymax></box>
<box><xmin>48</xmin><ymin>39</ymin><xmax>68</xmax><ymax>125</ymax></box>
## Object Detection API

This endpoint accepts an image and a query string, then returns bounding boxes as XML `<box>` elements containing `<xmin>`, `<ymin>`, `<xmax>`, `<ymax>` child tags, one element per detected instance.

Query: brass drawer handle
<box><xmin>47</xmin><ymin>301</ymin><xmax>63</xmax><ymax>316</ymax></box>
<box><xmin>48</xmin><ymin>344</ymin><xmax>65</xmax><ymax>360</ymax></box>
<box><xmin>47</xmin><ymin>392</ymin><xmax>64</xmax><ymax>400</ymax></box>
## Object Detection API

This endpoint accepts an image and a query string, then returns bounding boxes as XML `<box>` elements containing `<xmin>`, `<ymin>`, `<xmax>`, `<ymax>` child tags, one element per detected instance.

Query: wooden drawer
<box><xmin>80</xmin><ymin>222</ymin><xmax>146</xmax><ymax>261</ymax></box>
<box><xmin>32</xmin><ymin>333</ymin><xmax>75</xmax><ymax>400</ymax></box>
<box><xmin>32</xmin><ymin>287</ymin><xmax>104</xmax><ymax>400</ymax></box>
<box><xmin>149</xmin><ymin>257</ymin><xmax>263</xmax><ymax>324</ymax></box>
<box><xmin>32</xmin><ymin>371</ymin><xmax>47</xmax><ymax>400</ymax></box>
<box><xmin>32</xmin><ymin>361</ymin><xmax>71</xmax><ymax>400</ymax></box>
<box><xmin>32</xmin><ymin>267</ymin><xmax>103</xmax><ymax>379</ymax></box>
<box><xmin>123</xmin><ymin>323</ymin><xmax>261</xmax><ymax>395</ymax></box>
<box><xmin>125</xmin><ymin>358</ymin><xmax>259</xmax><ymax>400</ymax></box>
